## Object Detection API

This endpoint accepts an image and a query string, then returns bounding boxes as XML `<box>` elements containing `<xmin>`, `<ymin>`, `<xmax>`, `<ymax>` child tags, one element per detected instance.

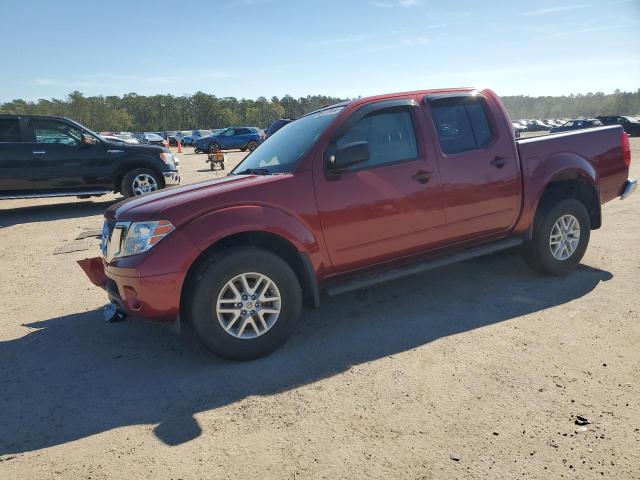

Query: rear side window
<box><xmin>337</xmin><ymin>109</ymin><xmax>418</xmax><ymax>169</ymax></box>
<box><xmin>0</xmin><ymin>118</ymin><xmax>20</xmax><ymax>142</ymax></box>
<box><xmin>428</xmin><ymin>97</ymin><xmax>494</xmax><ymax>155</ymax></box>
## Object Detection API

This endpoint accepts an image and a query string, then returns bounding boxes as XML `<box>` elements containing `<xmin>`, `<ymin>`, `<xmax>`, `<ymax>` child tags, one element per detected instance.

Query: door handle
<box><xmin>32</xmin><ymin>150</ymin><xmax>46</xmax><ymax>155</ymax></box>
<box><xmin>491</xmin><ymin>156</ymin><xmax>506</xmax><ymax>169</ymax></box>
<box><xmin>412</xmin><ymin>170</ymin><xmax>433</xmax><ymax>184</ymax></box>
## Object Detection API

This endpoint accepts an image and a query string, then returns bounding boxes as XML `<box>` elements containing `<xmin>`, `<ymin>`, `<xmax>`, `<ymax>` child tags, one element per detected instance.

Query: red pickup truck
<box><xmin>80</xmin><ymin>88</ymin><xmax>636</xmax><ymax>360</ymax></box>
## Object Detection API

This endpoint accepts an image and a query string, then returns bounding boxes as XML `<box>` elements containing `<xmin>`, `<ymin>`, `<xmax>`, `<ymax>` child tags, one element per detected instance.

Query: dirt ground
<box><xmin>1</xmin><ymin>140</ymin><xmax>639</xmax><ymax>479</ymax></box>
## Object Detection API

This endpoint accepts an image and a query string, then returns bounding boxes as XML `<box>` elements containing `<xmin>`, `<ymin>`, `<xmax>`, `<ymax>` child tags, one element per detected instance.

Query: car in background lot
<box><xmin>550</xmin><ymin>118</ymin><xmax>603</xmax><ymax>133</ymax></box>
<box><xmin>0</xmin><ymin>114</ymin><xmax>180</xmax><ymax>199</ymax></box>
<box><xmin>526</xmin><ymin>120</ymin><xmax>552</xmax><ymax>131</ymax></box>
<box><xmin>115</xmin><ymin>133</ymin><xmax>140</xmax><ymax>144</ymax></box>
<box><xmin>173</xmin><ymin>131</ymin><xmax>191</xmax><ymax>145</ymax></box>
<box><xmin>81</xmin><ymin>87</ymin><xmax>635</xmax><ymax>360</ymax></box>
<box><xmin>181</xmin><ymin>129</ymin><xmax>213</xmax><ymax>146</ymax></box>
<box><xmin>597</xmin><ymin>116</ymin><xmax>640</xmax><ymax>136</ymax></box>
<box><xmin>265</xmin><ymin>118</ymin><xmax>293</xmax><ymax>138</ymax></box>
<box><xmin>194</xmin><ymin>127</ymin><xmax>262</xmax><ymax>153</ymax></box>
<box><xmin>141</xmin><ymin>133</ymin><xmax>167</xmax><ymax>146</ymax></box>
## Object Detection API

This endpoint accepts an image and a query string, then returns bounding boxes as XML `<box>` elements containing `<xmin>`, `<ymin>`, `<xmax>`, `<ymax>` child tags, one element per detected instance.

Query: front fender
<box><xmin>180</xmin><ymin>204</ymin><xmax>328</xmax><ymax>275</ymax></box>
<box><xmin>515</xmin><ymin>152</ymin><xmax>598</xmax><ymax>234</ymax></box>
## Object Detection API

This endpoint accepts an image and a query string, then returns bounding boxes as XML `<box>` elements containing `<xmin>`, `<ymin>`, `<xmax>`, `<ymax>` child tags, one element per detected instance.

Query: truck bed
<box><xmin>516</xmin><ymin>125</ymin><xmax>630</xmax><ymax>203</ymax></box>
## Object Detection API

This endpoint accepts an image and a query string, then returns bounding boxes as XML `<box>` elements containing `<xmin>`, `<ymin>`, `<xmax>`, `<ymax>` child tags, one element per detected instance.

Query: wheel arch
<box><xmin>180</xmin><ymin>230</ymin><xmax>320</xmax><ymax>322</ymax></box>
<box><xmin>518</xmin><ymin>152</ymin><xmax>601</xmax><ymax>239</ymax></box>
<box><xmin>114</xmin><ymin>159</ymin><xmax>165</xmax><ymax>192</ymax></box>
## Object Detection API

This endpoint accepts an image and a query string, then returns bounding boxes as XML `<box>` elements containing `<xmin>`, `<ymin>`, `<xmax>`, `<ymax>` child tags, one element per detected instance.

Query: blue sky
<box><xmin>1</xmin><ymin>0</ymin><xmax>639</xmax><ymax>102</ymax></box>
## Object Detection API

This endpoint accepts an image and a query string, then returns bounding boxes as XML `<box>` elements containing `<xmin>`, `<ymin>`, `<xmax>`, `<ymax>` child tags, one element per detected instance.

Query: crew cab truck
<box><xmin>80</xmin><ymin>88</ymin><xmax>636</xmax><ymax>360</ymax></box>
<box><xmin>0</xmin><ymin>115</ymin><xmax>180</xmax><ymax>199</ymax></box>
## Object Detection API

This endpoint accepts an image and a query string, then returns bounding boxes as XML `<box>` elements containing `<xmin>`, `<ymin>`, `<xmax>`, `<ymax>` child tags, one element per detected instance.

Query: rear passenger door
<box><xmin>0</xmin><ymin>117</ymin><xmax>34</xmax><ymax>192</ymax></box>
<box><xmin>424</xmin><ymin>94</ymin><xmax>521</xmax><ymax>243</ymax></box>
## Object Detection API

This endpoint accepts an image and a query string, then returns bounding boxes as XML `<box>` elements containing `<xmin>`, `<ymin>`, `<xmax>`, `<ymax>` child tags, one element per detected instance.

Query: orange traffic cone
<box><xmin>177</xmin><ymin>140</ymin><xmax>182</xmax><ymax>153</ymax></box>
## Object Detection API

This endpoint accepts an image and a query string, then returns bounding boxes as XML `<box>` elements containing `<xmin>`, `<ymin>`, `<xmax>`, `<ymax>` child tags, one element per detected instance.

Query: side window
<box><xmin>336</xmin><ymin>109</ymin><xmax>418</xmax><ymax>169</ymax></box>
<box><xmin>223</xmin><ymin>129</ymin><xmax>236</xmax><ymax>137</ymax></box>
<box><xmin>32</xmin><ymin>120</ymin><xmax>82</xmax><ymax>146</ymax></box>
<box><xmin>428</xmin><ymin>98</ymin><xmax>494</xmax><ymax>155</ymax></box>
<box><xmin>0</xmin><ymin>119</ymin><xmax>20</xmax><ymax>142</ymax></box>
<box><xmin>236</xmin><ymin>128</ymin><xmax>249</xmax><ymax>135</ymax></box>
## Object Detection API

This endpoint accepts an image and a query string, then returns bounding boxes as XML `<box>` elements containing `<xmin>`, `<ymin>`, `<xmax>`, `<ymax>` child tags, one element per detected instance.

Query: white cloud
<box><xmin>524</xmin><ymin>4</ymin><xmax>589</xmax><ymax>16</ymax></box>
<box><xmin>370</xmin><ymin>0</ymin><xmax>422</xmax><ymax>7</ymax></box>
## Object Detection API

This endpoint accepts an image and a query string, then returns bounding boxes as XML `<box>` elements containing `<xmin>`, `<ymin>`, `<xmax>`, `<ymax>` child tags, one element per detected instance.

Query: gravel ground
<box><xmin>0</xmin><ymin>141</ymin><xmax>639</xmax><ymax>479</ymax></box>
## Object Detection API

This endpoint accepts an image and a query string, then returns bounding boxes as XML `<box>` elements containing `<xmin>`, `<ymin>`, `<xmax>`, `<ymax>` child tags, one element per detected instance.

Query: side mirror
<box><xmin>81</xmin><ymin>133</ymin><xmax>98</xmax><ymax>147</ymax></box>
<box><xmin>329</xmin><ymin>141</ymin><xmax>370</xmax><ymax>171</ymax></box>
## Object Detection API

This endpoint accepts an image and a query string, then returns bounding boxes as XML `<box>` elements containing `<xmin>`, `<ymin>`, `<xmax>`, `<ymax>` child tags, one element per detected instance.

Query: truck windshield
<box><xmin>232</xmin><ymin>106</ymin><xmax>344</xmax><ymax>174</ymax></box>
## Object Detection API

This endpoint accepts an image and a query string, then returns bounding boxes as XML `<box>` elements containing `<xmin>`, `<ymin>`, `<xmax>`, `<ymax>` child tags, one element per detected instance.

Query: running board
<box><xmin>0</xmin><ymin>190</ymin><xmax>111</xmax><ymax>200</ymax></box>
<box><xmin>326</xmin><ymin>237</ymin><xmax>524</xmax><ymax>296</ymax></box>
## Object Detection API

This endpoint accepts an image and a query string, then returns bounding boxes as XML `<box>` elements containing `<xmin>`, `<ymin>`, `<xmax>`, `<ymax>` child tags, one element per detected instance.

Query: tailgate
<box><xmin>517</xmin><ymin>126</ymin><xmax>630</xmax><ymax>203</ymax></box>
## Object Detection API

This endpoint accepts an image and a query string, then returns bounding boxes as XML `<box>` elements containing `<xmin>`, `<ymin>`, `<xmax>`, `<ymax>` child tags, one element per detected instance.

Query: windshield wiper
<box><xmin>234</xmin><ymin>168</ymin><xmax>272</xmax><ymax>175</ymax></box>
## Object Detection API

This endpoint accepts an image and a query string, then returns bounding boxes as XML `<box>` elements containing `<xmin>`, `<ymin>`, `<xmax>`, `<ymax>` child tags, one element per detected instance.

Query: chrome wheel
<box><xmin>216</xmin><ymin>272</ymin><xmax>282</xmax><ymax>339</ymax></box>
<box><xmin>132</xmin><ymin>173</ymin><xmax>158</xmax><ymax>195</ymax></box>
<box><xmin>549</xmin><ymin>214</ymin><xmax>580</xmax><ymax>260</ymax></box>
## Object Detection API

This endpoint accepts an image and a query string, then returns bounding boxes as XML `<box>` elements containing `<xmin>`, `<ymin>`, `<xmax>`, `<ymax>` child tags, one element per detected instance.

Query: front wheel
<box><xmin>188</xmin><ymin>247</ymin><xmax>302</xmax><ymax>360</ymax></box>
<box><xmin>208</xmin><ymin>142</ymin><xmax>220</xmax><ymax>153</ymax></box>
<box><xmin>120</xmin><ymin>168</ymin><xmax>161</xmax><ymax>198</ymax></box>
<box><xmin>523</xmin><ymin>198</ymin><xmax>591</xmax><ymax>276</ymax></box>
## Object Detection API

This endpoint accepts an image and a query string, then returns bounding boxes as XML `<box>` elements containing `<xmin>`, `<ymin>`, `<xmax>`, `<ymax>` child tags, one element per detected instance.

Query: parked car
<box><xmin>194</xmin><ymin>127</ymin><xmax>262</xmax><ymax>153</ymax></box>
<box><xmin>173</xmin><ymin>131</ymin><xmax>191</xmax><ymax>146</ymax></box>
<box><xmin>181</xmin><ymin>129</ymin><xmax>213</xmax><ymax>146</ymax></box>
<box><xmin>80</xmin><ymin>87</ymin><xmax>635</xmax><ymax>360</ymax></box>
<box><xmin>0</xmin><ymin>115</ymin><xmax>180</xmax><ymax>199</ymax></box>
<box><xmin>163</xmin><ymin>131</ymin><xmax>178</xmax><ymax>146</ymax></box>
<box><xmin>596</xmin><ymin>116</ymin><xmax>640</xmax><ymax>137</ymax></box>
<box><xmin>265</xmin><ymin>118</ymin><xmax>293</xmax><ymax>138</ymax></box>
<box><xmin>141</xmin><ymin>133</ymin><xmax>167</xmax><ymax>147</ymax></box>
<box><xmin>550</xmin><ymin>118</ymin><xmax>603</xmax><ymax>133</ymax></box>
<box><xmin>114</xmin><ymin>133</ymin><xmax>140</xmax><ymax>144</ymax></box>
<box><xmin>526</xmin><ymin>120</ymin><xmax>551</xmax><ymax>131</ymax></box>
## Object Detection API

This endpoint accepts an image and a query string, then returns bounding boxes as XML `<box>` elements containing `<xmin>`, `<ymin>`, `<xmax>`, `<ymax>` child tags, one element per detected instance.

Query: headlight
<box><xmin>109</xmin><ymin>220</ymin><xmax>175</xmax><ymax>259</ymax></box>
<box><xmin>160</xmin><ymin>152</ymin><xmax>175</xmax><ymax>168</ymax></box>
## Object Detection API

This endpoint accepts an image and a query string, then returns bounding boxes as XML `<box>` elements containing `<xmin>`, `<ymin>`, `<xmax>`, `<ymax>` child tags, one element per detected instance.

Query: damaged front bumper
<box><xmin>77</xmin><ymin>256</ymin><xmax>181</xmax><ymax>323</ymax></box>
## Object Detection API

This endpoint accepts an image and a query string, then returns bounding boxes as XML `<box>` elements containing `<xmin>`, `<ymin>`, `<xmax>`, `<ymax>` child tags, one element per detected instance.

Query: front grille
<box><xmin>101</xmin><ymin>220</ymin><xmax>115</xmax><ymax>257</ymax></box>
<box><xmin>101</xmin><ymin>220</ymin><xmax>130</xmax><ymax>262</ymax></box>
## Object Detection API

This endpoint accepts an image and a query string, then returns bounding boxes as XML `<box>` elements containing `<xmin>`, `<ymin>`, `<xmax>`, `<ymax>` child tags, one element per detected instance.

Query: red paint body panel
<box><xmin>79</xmin><ymin>87</ymin><xmax>632</xmax><ymax>323</ymax></box>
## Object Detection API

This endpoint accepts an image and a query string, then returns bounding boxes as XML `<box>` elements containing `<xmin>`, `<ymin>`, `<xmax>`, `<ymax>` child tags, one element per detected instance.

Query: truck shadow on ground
<box><xmin>0</xmin><ymin>253</ymin><xmax>612</xmax><ymax>455</ymax></box>
<box><xmin>0</xmin><ymin>199</ymin><xmax>117</xmax><ymax>228</ymax></box>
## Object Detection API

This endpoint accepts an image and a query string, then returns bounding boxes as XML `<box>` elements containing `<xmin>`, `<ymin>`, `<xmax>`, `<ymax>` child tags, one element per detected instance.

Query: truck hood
<box><xmin>105</xmin><ymin>174</ymin><xmax>287</xmax><ymax>225</ymax></box>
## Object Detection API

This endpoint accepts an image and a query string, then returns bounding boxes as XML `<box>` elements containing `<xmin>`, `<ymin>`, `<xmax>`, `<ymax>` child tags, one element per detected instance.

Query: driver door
<box><xmin>27</xmin><ymin>118</ymin><xmax>110</xmax><ymax>191</ymax></box>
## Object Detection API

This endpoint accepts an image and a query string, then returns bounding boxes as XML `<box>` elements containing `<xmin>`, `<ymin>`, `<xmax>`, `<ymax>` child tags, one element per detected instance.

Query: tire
<box><xmin>188</xmin><ymin>247</ymin><xmax>303</xmax><ymax>360</ymax></box>
<box><xmin>247</xmin><ymin>141</ymin><xmax>258</xmax><ymax>151</ymax></box>
<box><xmin>194</xmin><ymin>148</ymin><xmax>201</xmax><ymax>154</ymax></box>
<box><xmin>208</xmin><ymin>142</ymin><xmax>220</xmax><ymax>154</ymax></box>
<box><xmin>120</xmin><ymin>168</ymin><xmax>162</xmax><ymax>198</ymax></box>
<box><xmin>523</xmin><ymin>198</ymin><xmax>591</xmax><ymax>276</ymax></box>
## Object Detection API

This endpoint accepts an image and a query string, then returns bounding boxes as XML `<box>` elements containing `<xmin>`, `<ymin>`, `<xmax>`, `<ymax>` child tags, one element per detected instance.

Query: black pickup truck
<box><xmin>0</xmin><ymin>114</ymin><xmax>180</xmax><ymax>200</ymax></box>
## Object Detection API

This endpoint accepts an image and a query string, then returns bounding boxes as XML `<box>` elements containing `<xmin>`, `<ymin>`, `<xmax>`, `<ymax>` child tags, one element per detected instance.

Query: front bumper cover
<box><xmin>163</xmin><ymin>170</ymin><xmax>180</xmax><ymax>186</ymax></box>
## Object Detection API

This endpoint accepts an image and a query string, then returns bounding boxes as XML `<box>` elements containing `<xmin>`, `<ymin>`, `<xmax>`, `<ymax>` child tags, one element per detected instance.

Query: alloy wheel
<box><xmin>549</xmin><ymin>214</ymin><xmax>580</xmax><ymax>260</ymax></box>
<box><xmin>216</xmin><ymin>272</ymin><xmax>282</xmax><ymax>339</ymax></box>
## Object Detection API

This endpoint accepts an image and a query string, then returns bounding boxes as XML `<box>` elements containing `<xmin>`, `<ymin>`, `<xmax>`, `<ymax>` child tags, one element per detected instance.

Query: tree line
<box><xmin>1</xmin><ymin>89</ymin><xmax>639</xmax><ymax>132</ymax></box>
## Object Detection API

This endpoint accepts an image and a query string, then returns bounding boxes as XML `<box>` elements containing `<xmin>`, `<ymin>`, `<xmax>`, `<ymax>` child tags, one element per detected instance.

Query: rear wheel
<box><xmin>247</xmin><ymin>140</ymin><xmax>258</xmax><ymax>151</ymax></box>
<box><xmin>188</xmin><ymin>247</ymin><xmax>302</xmax><ymax>360</ymax></box>
<box><xmin>523</xmin><ymin>198</ymin><xmax>590</xmax><ymax>276</ymax></box>
<box><xmin>120</xmin><ymin>168</ymin><xmax>162</xmax><ymax>198</ymax></box>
